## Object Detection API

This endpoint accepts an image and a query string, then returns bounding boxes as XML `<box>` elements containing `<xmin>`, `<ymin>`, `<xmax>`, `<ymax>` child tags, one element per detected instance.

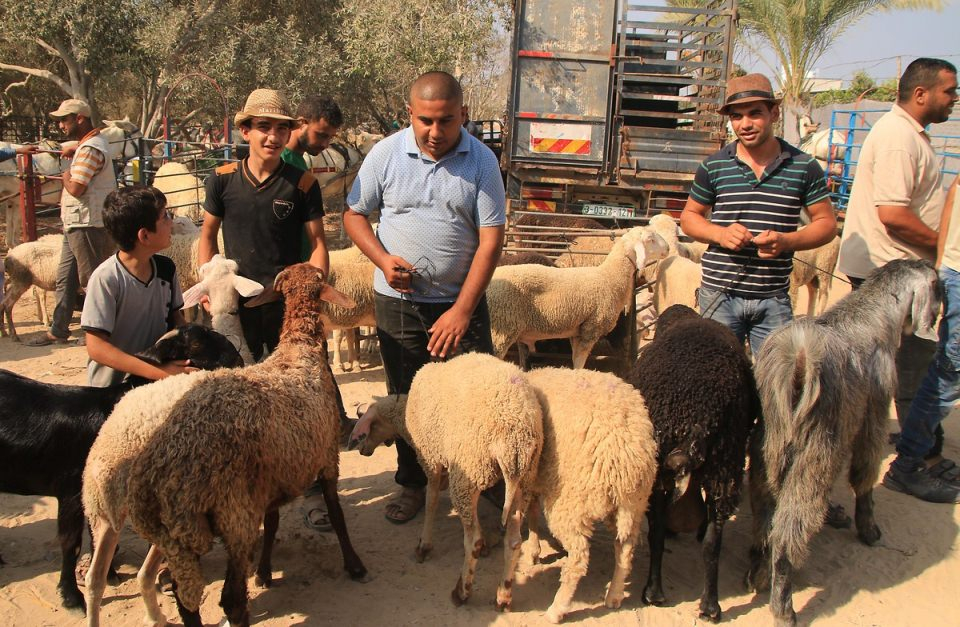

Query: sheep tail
<box><xmin>758</xmin><ymin>324</ymin><xmax>836</xmax><ymax>566</ymax></box>
<box><xmin>500</xmin><ymin>474</ymin><xmax>521</xmax><ymax>528</ymax></box>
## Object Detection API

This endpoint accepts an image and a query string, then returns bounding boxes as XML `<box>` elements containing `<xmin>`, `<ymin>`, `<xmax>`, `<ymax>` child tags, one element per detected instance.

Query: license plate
<box><xmin>581</xmin><ymin>204</ymin><xmax>635</xmax><ymax>218</ymax></box>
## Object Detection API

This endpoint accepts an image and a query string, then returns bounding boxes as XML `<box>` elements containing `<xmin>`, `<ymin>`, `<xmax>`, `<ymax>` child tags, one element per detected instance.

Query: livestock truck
<box><xmin>500</xmin><ymin>0</ymin><xmax>737</xmax><ymax>372</ymax></box>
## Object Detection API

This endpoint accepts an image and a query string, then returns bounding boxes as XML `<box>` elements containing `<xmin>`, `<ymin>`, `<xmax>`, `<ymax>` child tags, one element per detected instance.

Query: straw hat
<box><xmin>234</xmin><ymin>89</ymin><xmax>295</xmax><ymax>126</ymax></box>
<box><xmin>49</xmin><ymin>99</ymin><xmax>92</xmax><ymax>119</ymax></box>
<box><xmin>719</xmin><ymin>73</ymin><xmax>781</xmax><ymax>114</ymax></box>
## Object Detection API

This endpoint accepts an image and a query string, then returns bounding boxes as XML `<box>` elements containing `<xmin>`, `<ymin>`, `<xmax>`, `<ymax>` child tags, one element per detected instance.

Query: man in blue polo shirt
<box><xmin>344</xmin><ymin>71</ymin><xmax>505</xmax><ymax>524</ymax></box>
<box><xmin>680</xmin><ymin>73</ymin><xmax>837</xmax><ymax>356</ymax></box>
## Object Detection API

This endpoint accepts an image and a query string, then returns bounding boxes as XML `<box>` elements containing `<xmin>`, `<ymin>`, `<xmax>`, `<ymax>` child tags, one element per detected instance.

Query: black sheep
<box><xmin>0</xmin><ymin>324</ymin><xmax>241</xmax><ymax>611</ymax></box>
<box><xmin>629</xmin><ymin>305</ymin><xmax>759</xmax><ymax>622</ymax></box>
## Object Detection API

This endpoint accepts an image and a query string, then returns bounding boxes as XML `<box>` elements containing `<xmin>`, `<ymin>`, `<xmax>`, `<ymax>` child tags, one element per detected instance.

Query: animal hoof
<box><xmin>744</xmin><ymin>565</ymin><xmax>770</xmax><ymax>592</ymax></box>
<box><xmin>59</xmin><ymin>587</ymin><xmax>86</xmax><ymax>613</ymax></box>
<box><xmin>642</xmin><ymin>586</ymin><xmax>666</xmax><ymax>606</ymax></box>
<box><xmin>450</xmin><ymin>575</ymin><xmax>470</xmax><ymax>606</ymax></box>
<box><xmin>857</xmin><ymin>524</ymin><xmax>882</xmax><ymax>546</ymax></box>
<box><xmin>143</xmin><ymin>617</ymin><xmax>168</xmax><ymax>627</ymax></box>
<box><xmin>254</xmin><ymin>571</ymin><xmax>272</xmax><ymax>588</ymax></box>
<box><xmin>415</xmin><ymin>543</ymin><xmax>431</xmax><ymax>563</ymax></box>
<box><xmin>698</xmin><ymin>601</ymin><xmax>722</xmax><ymax>623</ymax></box>
<box><xmin>544</xmin><ymin>606</ymin><xmax>565</xmax><ymax>623</ymax></box>
<box><xmin>495</xmin><ymin>598</ymin><xmax>511</xmax><ymax>612</ymax></box>
<box><xmin>604</xmin><ymin>594</ymin><xmax>623</xmax><ymax>609</ymax></box>
<box><xmin>347</xmin><ymin>564</ymin><xmax>369</xmax><ymax>582</ymax></box>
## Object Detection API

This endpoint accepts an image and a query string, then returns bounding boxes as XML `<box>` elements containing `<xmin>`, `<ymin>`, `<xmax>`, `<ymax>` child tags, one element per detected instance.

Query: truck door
<box><xmin>508</xmin><ymin>0</ymin><xmax>617</xmax><ymax>170</ymax></box>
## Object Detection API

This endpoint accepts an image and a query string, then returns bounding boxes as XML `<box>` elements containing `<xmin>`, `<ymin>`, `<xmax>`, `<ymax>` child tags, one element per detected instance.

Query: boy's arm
<box><xmin>304</xmin><ymin>218</ymin><xmax>330</xmax><ymax>275</ymax></box>
<box><xmin>86</xmin><ymin>330</ymin><xmax>196</xmax><ymax>380</ymax></box>
<box><xmin>198</xmin><ymin>214</ymin><xmax>222</xmax><ymax>266</ymax></box>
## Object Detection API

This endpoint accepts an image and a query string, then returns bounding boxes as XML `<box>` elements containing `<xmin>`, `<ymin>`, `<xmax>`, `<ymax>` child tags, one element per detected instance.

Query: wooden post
<box><xmin>17</xmin><ymin>152</ymin><xmax>38</xmax><ymax>243</ymax></box>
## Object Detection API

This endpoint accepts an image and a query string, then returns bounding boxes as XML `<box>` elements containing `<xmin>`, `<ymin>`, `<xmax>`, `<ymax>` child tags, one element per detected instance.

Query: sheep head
<box><xmin>348</xmin><ymin>395</ymin><xmax>407</xmax><ymax>456</ymax></box>
<box><xmin>140</xmin><ymin>324</ymin><xmax>243</xmax><ymax>370</ymax></box>
<box><xmin>622</xmin><ymin>227</ymin><xmax>669</xmax><ymax>271</ymax></box>
<box><xmin>900</xmin><ymin>260</ymin><xmax>941</xmax><ymax>341</ymax></box>
<box><xmin>182</xmin><ymin>254</ymin><xmax>264</xmax><ymax>316</ymax></box>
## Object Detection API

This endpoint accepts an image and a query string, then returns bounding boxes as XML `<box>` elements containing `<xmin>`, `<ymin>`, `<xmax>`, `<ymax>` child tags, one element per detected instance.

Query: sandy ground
<box><xmin>1</xmin><ymin>282</ymin><xmax>959</xmax><ymax>627</ymax></box>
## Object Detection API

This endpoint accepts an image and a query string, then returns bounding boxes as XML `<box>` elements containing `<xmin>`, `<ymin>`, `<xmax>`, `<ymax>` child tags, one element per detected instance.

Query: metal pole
<box><xmin>17</xmin><ymin>152</ymin><xmax>38</xmax><ymax>242</ymax></box>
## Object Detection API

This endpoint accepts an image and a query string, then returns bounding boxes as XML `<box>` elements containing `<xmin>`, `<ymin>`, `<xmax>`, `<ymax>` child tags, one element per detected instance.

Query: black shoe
<box><xmin>883</xmin><ymin>465</ymin><xmax>960</xmax><ymax>503</ymax></box>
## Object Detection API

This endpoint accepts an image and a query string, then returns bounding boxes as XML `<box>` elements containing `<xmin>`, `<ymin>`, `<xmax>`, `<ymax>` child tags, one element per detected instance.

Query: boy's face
<box><xmin>142</xmin><ymin>205</ymin><xmax>173</xmax><ymax>252</ymax></box>
<box><xmin>241</xmin><ymin>117</ymin><xmax>292</xmax><ymax>164</ymax></box>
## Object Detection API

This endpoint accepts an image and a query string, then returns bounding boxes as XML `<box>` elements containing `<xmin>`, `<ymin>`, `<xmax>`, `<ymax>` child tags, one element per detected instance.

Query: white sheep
<box><xmin>522</xmin><ymin>367</ymin><xmax>657</xmax><ymax>623</ymax></box>
<box><xmin>181</xmin><ymin>254</ymin><xmax>263</xmax><ymax>365</ymax></box>
<box><xmin>326</xmin><ymin>246</ymin><xmax>376</xmax><ymax>371</ymax></box>
<box><xmin>653</xmin><ymin>254</ymin><xmax>702</xmax><ymax>314</ymax></box>
<box><xmin>487</xmin><ymin>226</ymin><xmax>669</xmax><ymax>368</ymax></box>
<box><xmin>348</xmin><ymin>352</ymin><xmax>543</xmax><ymax>609</ymax></box>
<box><xmin>788</xmin><ymin>235</ymin><xmax>841</xmax><ymax>317</ymax></box>
<box><xmin>151</xmin><ymin>162</ymin><xmax>205</xmax><ymax>222</ymax></box>
<box><xmin>82</xmin><ymin>263</ymin><xmax>367</xmax><ymax>627</ymax></box>
<box><xmin>1</xmin><ymin>234</ymin><xmax>61</xmax><ymax>341</ymax></box>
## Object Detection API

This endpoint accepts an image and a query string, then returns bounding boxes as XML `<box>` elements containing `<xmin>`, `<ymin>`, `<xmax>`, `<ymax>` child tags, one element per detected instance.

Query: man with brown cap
<box><xmin>680</xmin><ymin>73</ymin><xmax>836</xmax><ymax>356</ymax></box>
<box><xmin>29</xmin><ymin>99</ymin><xmax>118</xmax><ymax>346</ymax></box>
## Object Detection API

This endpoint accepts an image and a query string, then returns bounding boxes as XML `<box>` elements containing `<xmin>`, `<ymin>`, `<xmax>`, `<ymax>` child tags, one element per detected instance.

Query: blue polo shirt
<box><xmin>347</xmin><ymin>127</ymin><xmax>505</xmax><ymax>302</ymax></box>
<box><xmin>690</xmin><ymin>139</ymin><xmax>830</xmax><ymax>297</ymax></box>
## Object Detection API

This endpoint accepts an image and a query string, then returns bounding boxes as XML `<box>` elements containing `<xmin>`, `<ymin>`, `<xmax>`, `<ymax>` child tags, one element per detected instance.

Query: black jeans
<box><xmin>375</xmin><ymin>293</ymin><xmax>494</xmax><ymax>488</ymax></box>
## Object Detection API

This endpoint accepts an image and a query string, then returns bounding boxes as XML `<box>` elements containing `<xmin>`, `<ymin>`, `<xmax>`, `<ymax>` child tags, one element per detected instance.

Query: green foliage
<box><xmin>0</xmin><ymin>0</ymin><xmax>513</xmax><ymax>135</ymax></box>
<box><xmin>812</xmin><ymin>73</ymin><xmax>898</xmax><ymax>107</ymax></box>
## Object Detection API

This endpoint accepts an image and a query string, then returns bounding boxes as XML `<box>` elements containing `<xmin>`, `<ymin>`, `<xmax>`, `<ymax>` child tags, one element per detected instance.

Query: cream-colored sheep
<box><xmin>1</xmin><ymin>234</ymin><xmax>62</xmax><ymax>340</ymax></box>
<box><xmin>487</xmin><ymin>226</ymin><xmax>669</xmax><ymax>368</ymax></box>
<box><xmin>788</xmin><ymin>235</ymin><xmax>841</xmax><ymax>317</ymax></box>
<box><xmin>523</xmin><ymin>367</ymin><xmax>658</xmax><ymax>623</ymax></box>
<box><xmin>82</xmin><ymin>264</ymin><xmax>366</xmax><ymax>627</ymax></box>
<box><xmin>152</xmin><ymin>162</ymin><xmax>205</xmax><ymax>222</ymax></box>
<box><xmin>349</xmin><ymin>352</ymin><xmax>543</xmax><ymax>610</ymax></box>
<box><xmin>554</xmin><ymin>231</ymin><xmax>619</xmax><ymax>268</ymax></box>
<box><xmin>653</xmin><ymin>254</ymin><xmax>702</xmax><ymax>314</ymax></box>
<box><xmin>326</xmin><ymin>246</ymin><xmax>376</xmax><ymax>371</ymax></box>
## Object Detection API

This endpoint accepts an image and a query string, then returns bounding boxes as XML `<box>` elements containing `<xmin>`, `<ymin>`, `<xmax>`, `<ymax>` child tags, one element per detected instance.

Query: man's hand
<box><xmin>752</xmin><ymin>229</ymin><xmax>788</xmax><ymax>258</ymax></box>
<box><xmin>157</xmin><ymin>360</ymin><xmax>198</xmax><ymax>378</ymax></box>
<box><xmin>15</xmin><ymin>145</ymin><xmax>39</xmax><ymax>156</ymax></box>
<box><xmin>427</xmin><ymin>306</ymin><xmax>470</xmax><ymax>358</ymax></box>
<box><xmin>60</xmin><ymin>145</ymin><xmax>77</xmax><ymax>159</ymax></box>
<box><xmin>717</xmin><ymin>223</ymin><xmax>754</xmax><ymax>251</ymax></box>
<box><xmin>381</xmin><ymin>255</ymin><xmax>415</xmax><ymax>293</ymax></box>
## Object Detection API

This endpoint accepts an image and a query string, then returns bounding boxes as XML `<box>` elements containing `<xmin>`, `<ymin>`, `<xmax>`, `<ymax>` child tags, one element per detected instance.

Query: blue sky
<box><xmin>737</xmin><ymin>0</ymin><xmax>960</xmax><ymax>84</ymax></box>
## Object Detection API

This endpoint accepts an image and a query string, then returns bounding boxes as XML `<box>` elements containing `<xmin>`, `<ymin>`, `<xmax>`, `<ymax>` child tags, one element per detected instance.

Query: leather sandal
<box><xmin>384</xmin><ymin>487</ymin><xmax>425</xmax><ymax>525</ymax></box>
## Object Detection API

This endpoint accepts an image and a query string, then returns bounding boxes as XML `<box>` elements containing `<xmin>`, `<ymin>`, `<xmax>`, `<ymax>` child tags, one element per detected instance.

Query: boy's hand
<box><xmin>158</xmin><ymin>360</ymin><xmax>198</xmax><ymax>378</ymax></box>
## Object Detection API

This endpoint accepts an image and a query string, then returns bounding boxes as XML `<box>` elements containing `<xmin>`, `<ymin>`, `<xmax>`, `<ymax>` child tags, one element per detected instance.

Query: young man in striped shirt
<box><xmin>680</xmin><ymin>73</ymin><xmax>837</xmax><ymax>356</ymax></box>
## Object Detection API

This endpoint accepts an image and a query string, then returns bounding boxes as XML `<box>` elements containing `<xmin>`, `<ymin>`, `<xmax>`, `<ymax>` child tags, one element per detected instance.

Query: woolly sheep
<box><xmin>82</xmin><ymin>263</ymin><xmax>367</xmax><ymax>627</ymax></box>
<box><xmin>348</xmin><ymin>352</ymin><xmax>543</xmax><ymax>609</ymax></box>
<box><xmin>152</xmin><ymin>162</ymin><xmax>205</xmax><ymax>222</ymax></box>
<box><xmin>487</xmin><ymin>226</ymin><xmax>669</xmax><ymax>368</ymax></box>
<box><xmin>788</xmin><ymin>235</ymin><xmax>841</xmax><ymax>317</ymax></box>
<box><xmin>630</xmin><ymin>305</ymin><xmax>759</xmax><ymax>622</ymax></box>
<box><xmin>652</xmin><ymin>255</ymin><xmax>702</xmax><ymax>315</ymax></box>
<box><xmin>522</xmin><ymin>367</ymin><xmax>657</xmax><ymax>623</ymax></box>
<box><xmin>745</xmin><ymin>260</ymin><xmax>940</xmax><ymax>627</ymax></box>
<box><xmin>554</xmin><ymin>232</ymin><xmax>619</xmax><ymax>268</ymax></box>
<box><xmin>2</xmin><ymin>234</ymin><xmax>62</xmax><ymax>341</ymax></box>
<box><xmin>326</xmin><ymin>246</ymin><xmax>376</xmax><ymax>371</ymax></box>
<box><xmin>0</xmin><ymin>325</ymin><xmax>241</xmax><ymax>612</ymax></box>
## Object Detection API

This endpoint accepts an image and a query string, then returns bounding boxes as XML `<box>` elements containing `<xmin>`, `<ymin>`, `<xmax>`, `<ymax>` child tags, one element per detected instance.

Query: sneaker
<box><xmin>883</xmin><ymin>464</ymin><xmax>960</xmax><ymax>503</ymax></box>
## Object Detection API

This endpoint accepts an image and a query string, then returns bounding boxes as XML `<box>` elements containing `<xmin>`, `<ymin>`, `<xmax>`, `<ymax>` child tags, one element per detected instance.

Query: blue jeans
<box><xmin>698</xmin><ymin>287</ymin><xmax>793</xmax><ymax>357</ymax></box>
<box><xmin>895</xmin><ymin>266</ymin><xmax>960</xmax><ymax>468</ymax></box>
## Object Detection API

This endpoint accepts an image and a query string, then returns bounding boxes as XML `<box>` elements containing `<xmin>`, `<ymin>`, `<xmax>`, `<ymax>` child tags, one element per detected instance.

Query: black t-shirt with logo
<box><xmin>204</xmin><ymin>159</ymin><xmax>324</xmax><ymax>286</ymax></box>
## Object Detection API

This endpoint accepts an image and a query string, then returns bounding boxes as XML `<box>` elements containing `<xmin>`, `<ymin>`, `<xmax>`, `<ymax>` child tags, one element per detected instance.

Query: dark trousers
<box><xmin>375</xmin><ymin>293</ymin><xmax>494</xmax><ymax>488</ymax></box>
<box><xmin>51</xmin><ymin>228</ymin><xmax>115</xmax><ymax>338</ymax></box>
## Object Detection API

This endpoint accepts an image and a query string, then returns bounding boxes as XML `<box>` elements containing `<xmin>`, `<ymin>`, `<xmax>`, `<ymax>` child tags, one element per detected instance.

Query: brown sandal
<box><xmin>384</xmin><ymin>487</ymin><xmax>425</xmax><ymax>525</ymax></box>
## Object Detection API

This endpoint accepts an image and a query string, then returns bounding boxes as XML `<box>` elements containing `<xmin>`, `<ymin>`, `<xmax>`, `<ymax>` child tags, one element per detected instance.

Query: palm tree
<box><xmin>737</xmin><ymin>0</ymin><xmax>942</xmax><ymax>140</ymax></box>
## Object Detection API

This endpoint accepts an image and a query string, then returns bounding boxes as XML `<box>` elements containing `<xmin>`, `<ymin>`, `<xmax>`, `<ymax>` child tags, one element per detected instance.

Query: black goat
<box><xmin>0</xmin><ymin>324</ymin><xmax>242</xmax><ymax>611</ymax></box>
<box><xmin>629</xmin><ymin>305</ymin><xmax>759</xmax><ymax>622</ymax></box>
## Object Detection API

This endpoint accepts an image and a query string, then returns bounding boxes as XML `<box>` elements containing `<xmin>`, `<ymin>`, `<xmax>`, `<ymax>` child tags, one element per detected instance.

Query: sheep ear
<box><xmin>633</xmin><ymin>242</ymin><xmax>648</xmax><ymax>271</ymax></box>
<box><xmin>244</xmin><ymin>285</ymin><xmax>280</xmax><ymax>308</ymax></box>
<box><xmin>908</xmin><ymin>273</ymin><xmax>940</xmax><ymax>341</ymax></box>
<box><xmin>181</xmin><ymin>282</ymin><xmax>208</xmax><ymax>309</ymax></box>
<box><xmin>232</xmin><ymin>275</ymin><xmax>264</xmax><ymax>299</ymax></box>
<box><xmin>320</xmin><ymin>283</ymin><xmax>357</xmax><ymax>309</ymax></box>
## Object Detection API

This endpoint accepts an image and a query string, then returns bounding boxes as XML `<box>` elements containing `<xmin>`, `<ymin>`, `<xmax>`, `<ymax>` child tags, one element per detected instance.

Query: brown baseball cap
<box><xmin>234</xmin><ymin>89</ymin><xmax>296</xmax><ymax>126</ymax></box>
<box><xmin>719</xmin><ymin>73</ymin><xmax>781</xmax><ymax>114</ymax></box>
<box><xmin>49</xmin><ymin>99</ymin><xmax>92</xmax><ymax>119</ymax></box>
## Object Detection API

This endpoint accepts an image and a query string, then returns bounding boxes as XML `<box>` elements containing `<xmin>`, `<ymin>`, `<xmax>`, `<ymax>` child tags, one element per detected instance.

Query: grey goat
<box><xmin>745</xmin><ymin>259</ymin><xmax>941</xmax><ymax>627</ymax></box>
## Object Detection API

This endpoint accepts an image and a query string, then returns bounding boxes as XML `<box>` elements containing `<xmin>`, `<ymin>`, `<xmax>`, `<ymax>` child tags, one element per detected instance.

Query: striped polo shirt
<box><xmin>690</xmin><ymin>139</ymin><xmax>830</xmax><ymax>297</ymax></box>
